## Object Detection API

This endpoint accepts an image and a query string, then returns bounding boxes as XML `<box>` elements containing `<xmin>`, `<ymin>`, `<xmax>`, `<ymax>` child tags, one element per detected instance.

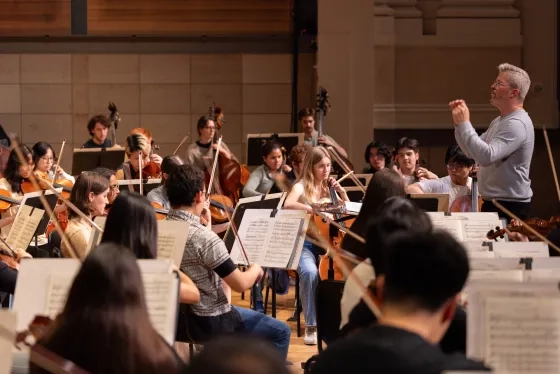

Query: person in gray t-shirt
<box><xmin>450</xmin><ymin>63</ymin><xmax>534</xmax><ymax>221</ymax></box>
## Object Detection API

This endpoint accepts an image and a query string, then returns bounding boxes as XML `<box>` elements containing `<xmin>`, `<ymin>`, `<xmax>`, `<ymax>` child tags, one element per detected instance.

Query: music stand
<box><xmin>117</xmin><ymin>179</ymin><xmax>162</xmax><ymax>196</ymax></box>
<box><xmin>407</xmin><ymin>193</ymin><xmax>449</xmax><ymax>212</ymax></box>
<box><xmin>246</xmin><ymin>133</ymin><xmax>303</xmax><ymax>167</ymax></box>
<box><xmin>20</xmin><ymin>191</ymin><xmax>60</xmax><ymax>248</ymax></box>
<box><xmin>71</xmin><ymin>148</ymin><xmax>126</xmax><ymax>175</ymax></box>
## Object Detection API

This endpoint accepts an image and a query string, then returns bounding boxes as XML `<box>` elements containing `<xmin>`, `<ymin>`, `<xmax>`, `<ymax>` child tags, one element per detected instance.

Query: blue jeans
<box><xmin>297</xmin><ymin>240</ymin><xmax>319</xmax><ymax>327</ymax></box>
<box><xmin>233</xmin><ymin>306</ymin><xmax>291</xmax><ymax>360</ymax></box>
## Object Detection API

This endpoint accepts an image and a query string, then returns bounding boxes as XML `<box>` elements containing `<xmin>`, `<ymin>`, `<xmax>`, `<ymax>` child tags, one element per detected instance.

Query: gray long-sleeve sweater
<box><xmin>454</xmin><ymin>109</ymin><xmax>534</xmax><ymax>202</ymax></box>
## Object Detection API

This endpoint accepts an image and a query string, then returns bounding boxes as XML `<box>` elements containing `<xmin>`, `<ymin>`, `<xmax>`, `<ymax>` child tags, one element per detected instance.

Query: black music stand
<box><xmin>71</xmin><ymin>148</ymin><xmax>126</xmax><ymax>175</ymax></box>
<box><xmin>246</xmin><ymin>133</ymin><xmax>303</xmax><ymax>167</ymax></box>
<box><xmin>20</xmin><ymin>193</ymin><xmax>59</xmax><ymax>249</ymax></box>
<box><xmin>117</xmin><ymin>179</ymin><xmax>162</xmax><ymax>196</ymax></box>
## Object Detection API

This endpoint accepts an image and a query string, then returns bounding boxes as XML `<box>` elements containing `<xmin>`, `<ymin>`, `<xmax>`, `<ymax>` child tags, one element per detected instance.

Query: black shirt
<box><xmin>312</xmin><ymin>325</ymin><xmax>490</xmax><ymax>374</ymax></box>
<box><xmin>0</xmin><ymin>261</ymin><xmax>17</xmax><ymax>294</ymax></box>
<box><xmin>342</xmin><ymin>297</ymin><xmax>468</xmax><ymax>355</ymax></box>
<box><xmin>82</xmin><ymin>138</ymin><xmax>112</xmax><ymax>149</ymax></box>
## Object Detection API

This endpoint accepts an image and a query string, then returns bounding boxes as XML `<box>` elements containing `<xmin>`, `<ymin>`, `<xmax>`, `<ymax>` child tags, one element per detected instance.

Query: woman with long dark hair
<box><xmin>242</xmin><ymin>140</ymin><xmax>291</xmax><ymax>197</ymax></box>
<box><xmin>101</xmin><ymin>190</ymin><xmax>200</xmax><ymax>304</ymax></box>
<box><xmin>30</xmin><ymin>244</ymin><xmax>185</xmax><ymax>374</ymax></box>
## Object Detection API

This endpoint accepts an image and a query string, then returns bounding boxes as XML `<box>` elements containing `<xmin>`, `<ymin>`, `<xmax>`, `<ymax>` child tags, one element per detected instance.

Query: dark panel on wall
<box><xmin>88</xmin><ymin>0</ymin><xmax>291</xmax><ymax>36</ymax></box>
<box><xmin>0</xmin><ymin>0</ymin><xmax>71</xmax><ymax>36</ymax></box>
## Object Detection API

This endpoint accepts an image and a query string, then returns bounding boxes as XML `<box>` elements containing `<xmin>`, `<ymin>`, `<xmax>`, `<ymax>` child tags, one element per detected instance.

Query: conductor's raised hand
<box><xmin>451</xmin><ymin>101</ymin><xmax>470</xmax><ymax>126</ymax></box>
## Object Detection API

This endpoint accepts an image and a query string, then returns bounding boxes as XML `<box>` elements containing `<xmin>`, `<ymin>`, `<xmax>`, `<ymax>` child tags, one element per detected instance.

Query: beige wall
<box><xmin>0</xmin><ymin>52</ymin><xmax>315</xmax><ymax>173</ymax></box>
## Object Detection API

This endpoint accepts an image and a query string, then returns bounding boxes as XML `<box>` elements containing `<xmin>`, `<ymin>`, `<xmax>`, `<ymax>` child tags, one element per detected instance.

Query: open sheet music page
<box><xmin>6</xmin><ymin>204</ymin><xmax>44</xmax><ymax>249</ymax></box>
<box><xmin>157</xmin><ymin>220</ymin><xmax>189</xmax><ymax>266</ymax></box>
<box><xmin>467</xmin><ymin>282</ymin><xmax>560</xmax><ymax>373</ymax></box>
<box><xmin>430</xmin><ymin>214</ymin><xmax>501</xmax><ymax>245</ymax></box>
<box><xmin>230</xmin><ymin>209</ymin><xmax>308</xmax><ymax>270</ymax></box>
<box><xmin>0</xmin><ymin>310</ymin><xmax>16</xmax><ymax>373</ymax></box>
<box><xmin>44</xmin><ymin>273</ymin><xmax>75</xmax><ymax>318</ymax></box>
<box><xmin>142</xmin><ymin>272</ymin><xmax>177</xmax><ymax>343</ymax></box>
<box><xmin>492</xmin><ymin>242</ymin><xmax>549</xmax><ymax>259</ymax></box>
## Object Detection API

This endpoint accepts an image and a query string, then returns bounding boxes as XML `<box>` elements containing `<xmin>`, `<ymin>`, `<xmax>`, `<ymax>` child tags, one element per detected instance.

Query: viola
<box><xmin>151</xmin><ymin>202</ymin><xmax>168</xmax><ymax>221</ymax></box>
<box><xmin>22</xmin><ymin>171</ymin><xmax>73</xmax><ymax>200</ymax></box>
<box><xmin>130</xmin><ymin>128</ymin><xmax>162</xmax><ymax>179</ymax></box>
<box><xmin>0</xmin><ymin>188</ymin><xmax>20</xmax><ymax>213</ymax></box>
<box><xmin>208</xmin><ymin>194</ymin><xmax>235</xmax><ymax>224</ymax></box>
<box><xmin>486</xmin><ymin>217</ymin><xmax>556</xmax><ymax>241</ymax></box>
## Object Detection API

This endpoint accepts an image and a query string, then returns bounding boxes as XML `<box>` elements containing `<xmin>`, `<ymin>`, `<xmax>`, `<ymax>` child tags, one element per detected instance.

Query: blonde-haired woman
<box><xmin>284</xmin><ymin>146</ymin><xmax>349</xmax><ymax>345</ymax></box>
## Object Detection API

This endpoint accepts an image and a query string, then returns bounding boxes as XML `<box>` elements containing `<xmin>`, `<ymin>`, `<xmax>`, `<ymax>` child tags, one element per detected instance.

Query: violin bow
<box><xmin>492</xmin><ymin>199</ymin><xmax>560</xmax><ymax>254</ymax></box>
<box><xmin>203</xmin><ymin>141</ymin><xmax>251</xmax><ymax>266</ymax></box>
<box><xmin>328</xmin><ymin>147</ymin><xmax>366</xmax><ymax>194</ymax></box>
<box><xmin>138</xmin><ymin>153</ymin><xmax>143</xmax><ymax>196</ymax></box>
<box><xmin>9</xmin><ymin>137</ymin><xmax>81</xmax><ymax>260</ymax></box>
<box><xmin>53</xmin><ymin>139</ymin><xmax>66</xmax><ymax>180</ymax></box>
<box><xmin>543</xmin><ymin>126</ymin><xmax>560</xmax><ymax>202</ymax></box>
<box><xmin>173</xmin><ymin>133</ymin><xmax>190</xmax><ymax>156</ymax></box>
<box><xmin>273</xmin><ymin>177</ymin><xmax>381</xmax><ymax>319</ymax></box>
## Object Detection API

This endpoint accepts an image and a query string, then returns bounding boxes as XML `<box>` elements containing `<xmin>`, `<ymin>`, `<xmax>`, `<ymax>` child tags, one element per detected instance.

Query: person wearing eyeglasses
<box><xmin>406</xmin><ymin>145</ymin><xmax>475</xmax><ymax>211</ymax></box>
<box><xmin>91</xmin><ymin>167</ymin><xmax>120</xmax><ymax>207</ymax></box>
<box><xmin>450</xmin><ymin>63</ymin><xmax>534</xmax><ymax>221</ymax></box>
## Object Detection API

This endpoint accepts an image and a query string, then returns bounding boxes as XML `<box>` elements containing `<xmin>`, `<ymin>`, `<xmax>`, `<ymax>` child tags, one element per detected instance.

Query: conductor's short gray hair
<box><xmin>498</xmin><ymin>63</ymin><xmax>531</xmax><ymax>101</ymax></box>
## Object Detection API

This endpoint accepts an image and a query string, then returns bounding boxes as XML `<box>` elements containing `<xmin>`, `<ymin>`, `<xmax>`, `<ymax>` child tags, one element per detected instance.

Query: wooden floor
<box><xmin>174</xmin><ymin>285</ymin><xmax>317</xmax><ymax>373</ymax></box>
<box><xmin>230</xmin><ymin>287</ymin><xmax>318</xmax><ymax>373</ymax></box>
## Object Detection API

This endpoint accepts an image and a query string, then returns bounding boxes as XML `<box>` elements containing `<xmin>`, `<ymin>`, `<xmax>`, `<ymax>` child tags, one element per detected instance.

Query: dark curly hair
<box><xmin>167</xmin><ymin>164</ymin><xmax>205</xmax><ymax>208</ymax></box>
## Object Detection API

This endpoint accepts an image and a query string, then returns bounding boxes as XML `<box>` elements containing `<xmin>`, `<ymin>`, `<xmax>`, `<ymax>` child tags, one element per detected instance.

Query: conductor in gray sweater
<box><xmin>450</xmin><ymin>63</ymin><xmax>534</xmax><ymax>221</ymax></box>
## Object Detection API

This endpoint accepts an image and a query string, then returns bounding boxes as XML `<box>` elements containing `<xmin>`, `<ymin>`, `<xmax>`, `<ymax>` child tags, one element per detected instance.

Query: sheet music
<box><xmin>431</xmin><ymin>219</ymin><xmax>464</xmax><ymax>241</ymax></box>
<box><xmin>142</xmin><ymin>273</ymin><xmax>174</xmax><ymax>336</ymax></box>
<box><xmin>7</xmin><ymin>204</ymin><xmax>44</xmax><ymax>249</ymax></box>
<box><xmin>484</xmin><ymin>296</ymin><xmax>560</xmax><ymax>373</ymax></box>
<box><xmin>44</xmin><ymin>273</ymin><xmax>74</xmax><ymax>318</ymax></box>
<box><xmin>492</xmin><ymin>242</ymin><xmax>549</xmax><ymax>259</ymax></box>
<box><xmin>462</xmin><ymin>221</ymin><xmax>499</xmax><ymax>241</ymax></box>
<box><xmin>230</xmin><ymin>209</ymin><xmax>307</xmax><ymax>269</ymax></box>
<box><xmin>157</xmin><ymin>220</ymin><xmax>189</xmax><ymax>266</ymax></box>
<box><xmin>344</xmin><ymin>201</ymin><xmax>362</xmax><ymax>213</ymax></box>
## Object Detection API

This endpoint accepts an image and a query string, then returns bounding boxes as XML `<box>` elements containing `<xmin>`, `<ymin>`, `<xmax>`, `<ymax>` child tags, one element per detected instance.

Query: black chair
<box><xmin>315</xmin><ymin>279</ymin><xmax>345</xmax><ymax>352</ymax></box>
<box><xmin>264</xmin><ymin>270</ymin><xmax>302</xmax><ymax>337</ymax></box>
<box><xmin>48</xmin><ymin>230</ymin><xmax>62</xmax><ymax>258</ymax></box>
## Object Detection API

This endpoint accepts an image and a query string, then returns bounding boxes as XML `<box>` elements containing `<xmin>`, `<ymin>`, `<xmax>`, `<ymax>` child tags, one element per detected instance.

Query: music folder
<box><xmin>71</xmin><ymin>147</ymin><xmax>126</xmax><ymax>175</ymax></box>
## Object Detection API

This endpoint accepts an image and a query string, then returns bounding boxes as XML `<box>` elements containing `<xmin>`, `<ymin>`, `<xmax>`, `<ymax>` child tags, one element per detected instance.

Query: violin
<box><xmin>130</xmin><ymin>128</ymin><xmax>162</xmax><ymax>179</ymax></box>
<box><xmin>486</xmin><ymin>217</ymin><xmax>558</xmax><ymax>241</ymax></box>
<box><xmin>0</xmin><ymin>247</ymin><xmax>19</xmax><ymax>270</ymax></box>
<box><xmin>151</xmin><ymin>202</ymin><xmax>168</xmax><ymax>221</ymax></box>
<box><xmin>21</xmin><ymin>171</ymin><xmax>73</xmax><ymax>200</ymax></box>
<box><xmin>0</xmin><ymin>188</ymin><xmax>21</xmax><ymax>213</ymax></box>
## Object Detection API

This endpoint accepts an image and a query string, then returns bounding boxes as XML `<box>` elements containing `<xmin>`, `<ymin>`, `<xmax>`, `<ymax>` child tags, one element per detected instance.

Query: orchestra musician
<box><xmin>299</xmin><ymin>108</ymin><xmax>349</xmax><ymax>159</ymax></box>
<box><xmin>184</xmin><ymin>115</ymin><xmax>236</xmax><ymax>177</ymax></box>
<box><xmin>30</xmin><ymin>245</ymin><xmax>187</xmax><ymax>373</ymax></box>
<box><xmin>0</xmin><ymin>145</ymin><xmax>35</xmax><ymax>237</ymax></box>
<box><xmin>82</xmin><ymin>115</ymin><xmax>113</xmax><ymax>149</ymax></box>
<box><xmin>316</xmin><ymin>230</ymin><xmax>489</xmax><ymax>373</ymax></box>
<box><xmin>115</xmin><ymin>133</ymin><xmax>152</xmax><ymax>180</ymax></box>
<box><xmin>100</xmin><ymin>190</ymin><xmax>200</xmax><ymax>305</ymax></box>
<box><xmin>392</xmin><ymin>137</ymin><xmax>437</xmax><ymax>185</ymax></box>
<box><xmin>60</xmin><ymin>171</ymin><xmax>109</xmax><ymax>259</ymax></box>
<box><xmin>242</xmin><ymin>140</ymin><xmax>291</xmax><ymax>198</ymax></box>
<box><xmin>91</xmin><ymin>167</ymin><xmax>120</xmax><ymax>207</ymax></box>
<box><xmin>363</xmin><ymin>141</ymin><xmax>391</xmax><ymax>174</ymax></box>
<box><xmin>406</xmin><ymin>145</ymin><xmax>475</xmax><ymax>210</ymax></box>
<box><xmin>32</xmin><ymin>142</ymin><xmax>75</xmax><ymax>184</ymax></box>
<box><xmin>129</xmin><ymin>128</ymin><xmax>163</xmax><ymax>165</ymax></box>
<box><xmin>284</xmin><ymin>146</ymin><xmax>349</xmax><ymax>345</ymax></box>
<box><xmin>450</xmin><ymin>63</ymin><xmax>534</xmax><ymax>221</ymax></box>
<box><xmin>146</xmin><ymin>155</ymin><xmax>184</xmax><ymax>210</ymax></box>
<box><xmin>165</xmin><ymin>164</ymin><xmax>291</xmax><ymax>360</ymax></box>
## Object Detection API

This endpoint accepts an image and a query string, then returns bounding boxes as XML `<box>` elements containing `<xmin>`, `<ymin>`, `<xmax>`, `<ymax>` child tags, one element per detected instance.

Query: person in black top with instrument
<box><xmin>314</xmin><ymin>228</ymin><xmax>489</xmax><ymax>373</ymax></box>
<box><xmin>82</xmin><ymin>115</ymin><xmax>112</xmax><ymax>149</ymax></box>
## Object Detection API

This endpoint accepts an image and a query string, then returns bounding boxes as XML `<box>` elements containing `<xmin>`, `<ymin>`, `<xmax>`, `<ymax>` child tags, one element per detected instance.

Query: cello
<box><xmin>449</xmin><ymin>167</ymin><xmax>483</xmax><ymax>212</ymax></box>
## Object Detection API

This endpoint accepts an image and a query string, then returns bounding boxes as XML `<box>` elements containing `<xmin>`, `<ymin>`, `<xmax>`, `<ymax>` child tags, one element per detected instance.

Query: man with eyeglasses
<box><xmin>406</xmin><ymin>145</ymin><xmax>475</xmax><ymax>211</ymax></box>
<box><xmin>449</xmin><ymin>63</ymin><xmax>534</xmax><ymax>221</ymax></box>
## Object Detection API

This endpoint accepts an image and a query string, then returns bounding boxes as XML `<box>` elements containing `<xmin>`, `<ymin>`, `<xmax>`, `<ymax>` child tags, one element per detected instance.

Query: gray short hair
<box><xmin>498</xmin><ymin>63</ymin><xmax>531</xmax><ymax>101</ymax></box>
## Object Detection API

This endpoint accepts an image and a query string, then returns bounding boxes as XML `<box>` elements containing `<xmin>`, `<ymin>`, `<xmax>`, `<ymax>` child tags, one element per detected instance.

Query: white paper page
<box><xmin>492</xmin><ymin>242</ymin><xmax>549</xmax><ymax>259</ymax></box>
<box><xmin>0</xmin><ymin>310</ymin><xmax>16</xmax><ymax>374</ymax></box>
<box><xmin>467</xmin><ymin>251</ymin><xmax>496</xmax><ymax>259</ymax></box>
<box><xmin>431</xmin><ymin>219</ymin><xmax>464</xmax><ymax>241</ymax></box>
<box><xmin>230</xmin><ymin>209</ymin><xmax>307</xmax><ymax>269</ymax></box>
<box><xmin>7</xmin><ymin>205</ymin><xmax>44</xmax><ymax>249</ymax></box>
<box><xmin>449</xmin><ymin>212</ymin><xmax>500</xmax><ymax>221</ymax></box>
<box><xmin>44</xmin><ymin>273</ymin><xmax>74</xmax><ymax>318</ymax></box>
<box><xmin>344</xmin><ymin>201</ymin><xmax>362</xmax><ymax>213</ymax></box>
<box><xmin>484</xmin><ymin>296</ymin><xmax>560</xmax><ymax>373</ymax></box>
<box><xmin>461</xmin><ymin>220</ymin><xmax>501</xmax><ymax>241</ymax></box>
<box><xmin>463</xmin><ymin>241</ymin><xmax>491</xmax><ymax>252</ymax></box>
<box><xmin>143</xmin><ymin>273</ymin><xmax>176</xmax><ymax>342</ymax></box>
<box><xmin>157</xmin><ymin>220</ymin><xmax>189</xmax><ymax>266</ymax></box>
<box><xmin>469</xmin><ymin>258</ymin><xmax>523</xmax><ymax>271</ymax></box>
<box><xmin>523</xmin><ymin>269</ymin><xmax>560</xmax><ymax>282</ymax></box>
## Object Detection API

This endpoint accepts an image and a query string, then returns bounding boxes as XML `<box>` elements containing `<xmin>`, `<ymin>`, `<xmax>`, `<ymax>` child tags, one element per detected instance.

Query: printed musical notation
<box><xmin>142</xmin><ymin>273</ymin><xmax>174</xmax><ymax>335</ymax></box>
<box><xmin>7</xmin><ymin>205</ymin><xmax>44</xmax><ymax>249</ymax></box>
<box><xmin>230</xmin><ymin>210</ymin><xmax>307</xmax><ymax>270</ymax></box>
<box><xmin>44</xmin><ymin>274</ymin><xmax>74</xmax><ymax>318</ymax></box>
<box><xmin>484</xmin><ymin>296</ymin><xmax>560</xmax><ymax>374</ymax></box>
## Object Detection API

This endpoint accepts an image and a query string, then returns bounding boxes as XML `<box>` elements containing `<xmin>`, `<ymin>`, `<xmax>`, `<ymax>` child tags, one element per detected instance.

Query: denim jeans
<box><xmin>297</xmin><ymin>240</ymin><xmax>319</xmax><ymax>327</ymax></box>
<box><xmin>233</xmin><ymin>306</ymin><xmax>291</xmax><ymax>360</ymax></box>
